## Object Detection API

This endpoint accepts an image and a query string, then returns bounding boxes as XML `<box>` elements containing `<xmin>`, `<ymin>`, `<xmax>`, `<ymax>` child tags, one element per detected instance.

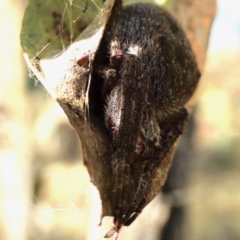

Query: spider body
<box><xmin>96</xmin><ymin>3</ymin><xmax>200</xmax><ymax>238</ymax></box>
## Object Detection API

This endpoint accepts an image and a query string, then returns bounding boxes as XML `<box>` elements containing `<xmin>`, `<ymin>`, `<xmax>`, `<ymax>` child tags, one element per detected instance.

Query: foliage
<box><xmin>21</xmin><ymin>0</ymin><xmax>103</xmax><ymax>59</ymax></box>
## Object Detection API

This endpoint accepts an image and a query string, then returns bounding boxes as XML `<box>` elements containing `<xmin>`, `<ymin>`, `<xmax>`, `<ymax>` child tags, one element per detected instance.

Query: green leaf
<box><xmin>20</xmin><ymin>0</ymin><xmax>103</xmax><ymax>60</ymax></box>
<box><xmin>21</xmin><ymin>0</ymin><xmax>115</xmax><ymax>101</ymax></box>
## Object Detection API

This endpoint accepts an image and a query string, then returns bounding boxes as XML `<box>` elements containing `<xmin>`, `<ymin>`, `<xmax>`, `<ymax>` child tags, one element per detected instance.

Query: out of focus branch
<box><xmin>172</xmin><ymin>0</ymin><xmax>217</xmax><ymax>71</ymax></box>
<box><xmin>160</xmin><ymin>1</ymin><xmax>216</xmax><ymax>240</ymax></box>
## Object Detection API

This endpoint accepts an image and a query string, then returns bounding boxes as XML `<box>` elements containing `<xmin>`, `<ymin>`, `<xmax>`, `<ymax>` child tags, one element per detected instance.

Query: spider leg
<box><xmin>123</xmin><ymin>107</ymin><xmax>188</xmax><ymax>223</ymax></box>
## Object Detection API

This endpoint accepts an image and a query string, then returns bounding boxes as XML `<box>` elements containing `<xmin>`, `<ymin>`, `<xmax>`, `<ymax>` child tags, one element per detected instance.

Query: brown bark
<box><xmin>172</xmin><ymin>0</ymin><xmax>217</xmax><ymax>71</ymax></box>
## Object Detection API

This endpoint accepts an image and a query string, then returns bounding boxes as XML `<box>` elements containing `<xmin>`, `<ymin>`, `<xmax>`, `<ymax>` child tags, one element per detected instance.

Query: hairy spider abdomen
<box><xmin>99</xmin><ymin>3</ymin><xmax>200</xmax><ymax>238</ymax></box>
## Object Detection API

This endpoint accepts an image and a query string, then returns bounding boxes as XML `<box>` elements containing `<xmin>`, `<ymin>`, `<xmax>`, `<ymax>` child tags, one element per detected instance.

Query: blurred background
<box><xmin>0</xmin><ymin>0</ymin><xmax>240</xmax><ymax>239</ymax></box>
